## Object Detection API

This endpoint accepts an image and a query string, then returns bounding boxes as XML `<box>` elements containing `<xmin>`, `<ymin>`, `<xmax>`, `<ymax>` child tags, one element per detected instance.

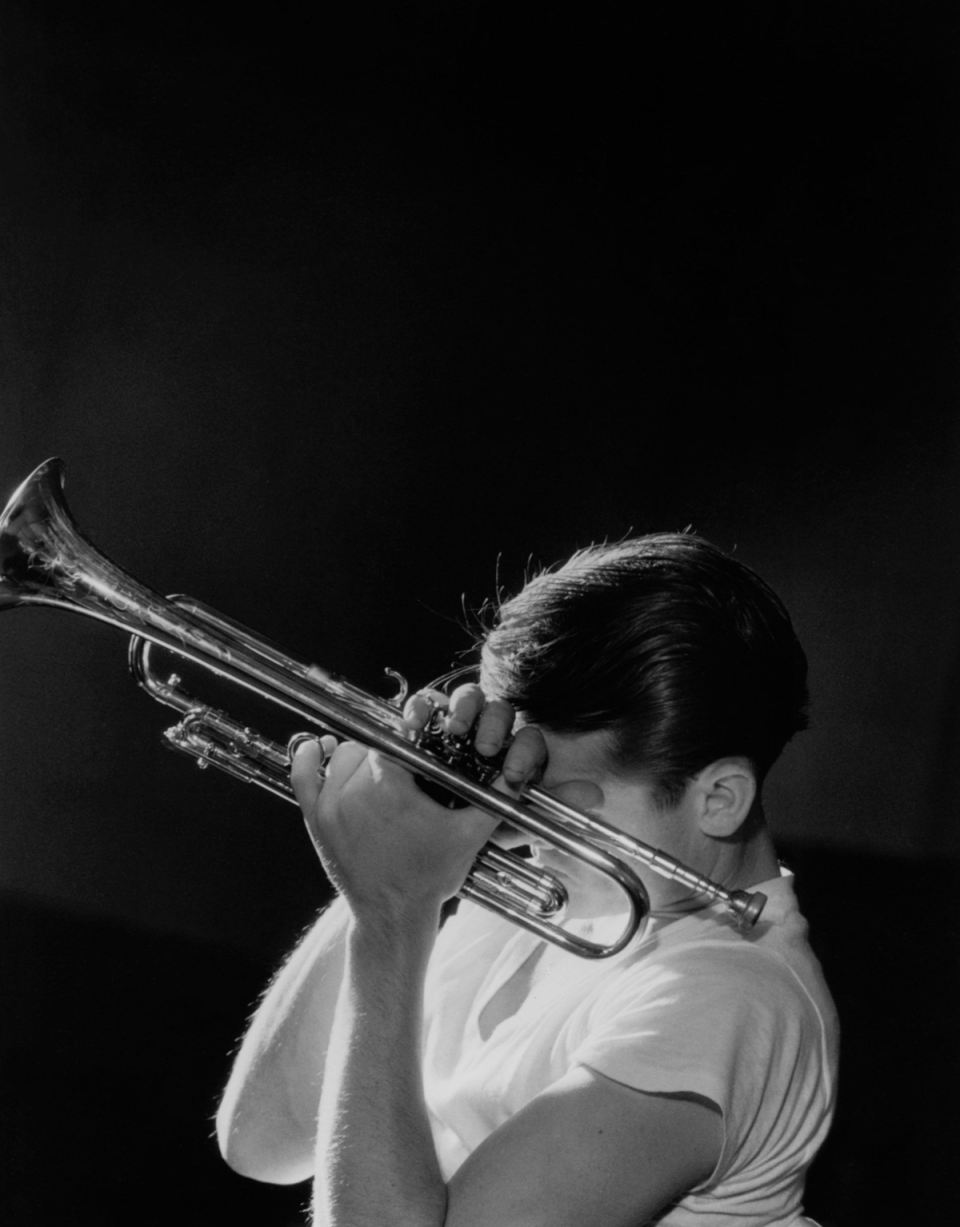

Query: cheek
<box><xmin>600</xmin><ymin>786</ymin><xmax>671</xmax><ymax>843</ymax></box>
<box><xmin>540</xmin><ymin>779</ymin><xmax>605</xmax><ymax>814</ymax></box>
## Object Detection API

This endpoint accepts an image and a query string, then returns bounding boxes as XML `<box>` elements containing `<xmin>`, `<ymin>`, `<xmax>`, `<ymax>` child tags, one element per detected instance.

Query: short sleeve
<box><xmin>569</xmin><ymin>943</ymin><xmax>825</xmax><ymax>1183</ymax></box>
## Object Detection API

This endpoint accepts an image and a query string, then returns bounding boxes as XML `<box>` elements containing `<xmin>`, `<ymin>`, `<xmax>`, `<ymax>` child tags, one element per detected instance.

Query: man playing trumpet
<box><xmin>215</xmin><ymin>534</ymin><xmax>838</xmax><ymax>1227</ymax></box>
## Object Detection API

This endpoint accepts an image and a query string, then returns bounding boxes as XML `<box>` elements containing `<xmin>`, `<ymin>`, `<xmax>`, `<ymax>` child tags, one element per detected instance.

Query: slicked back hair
<box><xmin>479</xmin><ymin>535</ymin><xmax>809</xmax><ymax>807</ymax></box>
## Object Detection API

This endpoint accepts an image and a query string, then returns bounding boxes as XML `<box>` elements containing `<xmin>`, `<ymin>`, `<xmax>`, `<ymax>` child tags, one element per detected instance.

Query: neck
<box><xmin>727</xmin><ymin>822</ymin><xmax>781</xmax><ymax>889</ymax></box>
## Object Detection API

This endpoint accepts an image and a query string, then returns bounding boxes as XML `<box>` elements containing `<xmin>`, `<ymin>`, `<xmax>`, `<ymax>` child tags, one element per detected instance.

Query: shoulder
<box><xmin>597</xmin><ymin>880</ymin><xmax>834</xmax><ymax>1039</ymax></box>
<box><xmin>573</xmin><ymin>880</ymin><xmax>837</xmax><ymax>1115</ymax></box>
<box><xmin>583</xmin><ymin>925</ymin><xmax>816</xmax><ymax>1055</ymax></box>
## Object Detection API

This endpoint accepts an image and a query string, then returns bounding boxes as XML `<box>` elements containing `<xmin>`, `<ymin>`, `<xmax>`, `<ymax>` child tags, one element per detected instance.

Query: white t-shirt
<box><xmin>422</xmin><ymin>872</ymin><xmax>839</xmax><ymax>1225</ymax></box>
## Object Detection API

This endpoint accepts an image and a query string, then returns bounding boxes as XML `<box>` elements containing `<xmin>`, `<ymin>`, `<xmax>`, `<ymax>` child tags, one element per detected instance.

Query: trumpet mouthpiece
<box><xmin>733</xmin><ymin>890</ymin><xmax>767</xmax><ymax>929</ymax></box>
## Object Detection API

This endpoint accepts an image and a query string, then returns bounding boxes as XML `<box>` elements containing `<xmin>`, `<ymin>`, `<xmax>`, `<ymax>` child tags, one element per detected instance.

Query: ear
<box><xmin>694</xmin><ymin>758</ymin><xmax>757</xmax><ymax>839</ymax></box>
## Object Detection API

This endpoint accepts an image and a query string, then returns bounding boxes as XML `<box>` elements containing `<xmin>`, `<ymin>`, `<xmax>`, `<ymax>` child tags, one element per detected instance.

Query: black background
<box><xmin>1</xmin><ymin>2</ymin><xmax>957</xmax><ymax>1223</ymax></box>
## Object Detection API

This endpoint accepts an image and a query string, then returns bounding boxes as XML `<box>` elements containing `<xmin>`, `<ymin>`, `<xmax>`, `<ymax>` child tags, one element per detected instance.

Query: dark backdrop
<box><xmin>1</xmin><ymin>3</ymin><xmax>957</xmax><ymax>1223</ymax></box>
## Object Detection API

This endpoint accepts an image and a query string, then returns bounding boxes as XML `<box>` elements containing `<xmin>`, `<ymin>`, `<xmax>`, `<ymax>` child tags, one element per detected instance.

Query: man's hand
<box><xmin>290</xmin><ymin>683</ymin><xmax>547</xmax><ymax>924</ymax></box>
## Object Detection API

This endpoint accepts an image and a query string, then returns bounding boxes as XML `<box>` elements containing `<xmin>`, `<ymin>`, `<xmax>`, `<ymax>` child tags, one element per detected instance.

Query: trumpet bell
<box><xmin>1</xmin><ymin>457</ymin><xmax>75</xmax><ymax>610</ymax></box>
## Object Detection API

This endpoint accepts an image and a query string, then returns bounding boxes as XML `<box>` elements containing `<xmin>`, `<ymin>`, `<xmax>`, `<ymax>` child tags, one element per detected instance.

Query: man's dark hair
<box><xmin>479</xmin><ymin>534</ymin><xmax>809</xmax><ymax>807</ymax></box>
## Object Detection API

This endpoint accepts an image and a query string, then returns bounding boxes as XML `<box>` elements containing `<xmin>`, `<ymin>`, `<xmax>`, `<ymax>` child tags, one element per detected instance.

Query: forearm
<box><xmin>217</xmin><ymin>896</ymin><xmax>350</xmax><ymax>1183</ymax></box>
<box><xmin>313</xmin><ymin>909</ymin><xmax>446</xmax><ymax>1227</ymax></box>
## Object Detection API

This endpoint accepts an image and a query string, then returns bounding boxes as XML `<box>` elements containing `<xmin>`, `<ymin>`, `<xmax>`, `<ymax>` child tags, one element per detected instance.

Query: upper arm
<box><xmin>216</xmin><ymin>898</ymin><xmax>350</xmax><ymax>1183</ymax></box>
<box><xmin>445</xmin><ymin>1065</ymin><xmax>723</xmax><ymax>1227</ymax></box>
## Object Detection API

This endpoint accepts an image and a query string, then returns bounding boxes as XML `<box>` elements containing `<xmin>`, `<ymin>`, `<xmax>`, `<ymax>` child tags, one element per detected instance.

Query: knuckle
<box><xmin>449</xmin><ymin>682</ymin><xmax>484</xmax><ymax>707</ymax></box>
<box><xmin>479</xmin><ymin>701</ymin><xmax>511</xmax><ymax>726</ymax></box>
<box><xmin>515</xmin><ymin>725</ymin><xmax>546</xmax><ymax>751</ymax></box>
<box><xmin>407</xmin><ymin>689</ymin><xmax>447</xmax><ymax>718</ymax></box>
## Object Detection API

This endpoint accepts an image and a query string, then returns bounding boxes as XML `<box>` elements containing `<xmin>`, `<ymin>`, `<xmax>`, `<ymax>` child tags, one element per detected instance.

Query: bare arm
<box><xmin>314</xmin><ymin>899</ymin><xmax>447</xmax><ymax>1226</ymax></box>
<box><xmin>215</xmin><ymin>895</ymin><xmax>350</xmax><ymax>1184</ymax></box>
<box><xmin>445</xmin><ymin>1070</ymin><xmax>722</xmax><ymax>1226</ymax></box>
<box><xmin>213</xmin><ymin>689</ymin><xmax>501</xmax><ymax>1185</ymax></box>
<box><xmin>213</xmin><ymin>691</ymin><xmax>483</xmax><ymax>1186</ymax></box>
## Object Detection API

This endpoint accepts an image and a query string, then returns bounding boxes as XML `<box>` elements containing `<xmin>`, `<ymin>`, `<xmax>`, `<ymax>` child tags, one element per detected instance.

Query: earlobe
<box><xmin>697</xmin><ymin>759</ymin><xmax>757</xmax><ymax>839</ymax></box>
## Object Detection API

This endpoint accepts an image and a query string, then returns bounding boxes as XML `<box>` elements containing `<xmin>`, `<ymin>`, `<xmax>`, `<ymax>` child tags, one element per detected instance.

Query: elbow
<box><xmin>216</xmin><ymin>1100</ymin><xmax>314</xmax><ymax>1186</ymax></box>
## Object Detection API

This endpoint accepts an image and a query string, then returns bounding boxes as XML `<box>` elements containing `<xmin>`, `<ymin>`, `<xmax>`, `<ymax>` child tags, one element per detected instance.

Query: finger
<box><xmin>444</xmin><ymin>683</ymin><xmax>487</xmax><ymax>735</ymax></box>
<box><xmin>291</xmin><ymin>738</ymin><xmax>366</xmax><ymax>814</ymax></box>
<box><xmin>289</xmin><ymin>731</ymin><xmax>338</xmax><ymax>768</ymax></box>
<box><xmin>320</xmin><ymin>740</ymin><xmax>370</xmax><ymax>796</ymax></box>
<box><xmin>402</xmin><ymin>688</ymin><xmax>448</xmax><ymax>733</ymax></box>
<box><xmin>290</xmin><ymin>738</ymin><xmax>326</xmax><ymax>812</ymax></box>
<box><xmin>472</xmin><ymin>697</ymin><xmax>516</xmax><ymax>756</ymax></box>
<box><xmin>501</xmin><ymin>724</ymin><xmax>548</xmax><ymax>786</ymax></box>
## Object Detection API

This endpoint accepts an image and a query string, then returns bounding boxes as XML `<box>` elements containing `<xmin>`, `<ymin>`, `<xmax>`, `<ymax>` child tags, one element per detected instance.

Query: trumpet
<box><xmin>0</xmin><ymin>459</ymin><xmax>766</xmax><ymax>958</ymax></box>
